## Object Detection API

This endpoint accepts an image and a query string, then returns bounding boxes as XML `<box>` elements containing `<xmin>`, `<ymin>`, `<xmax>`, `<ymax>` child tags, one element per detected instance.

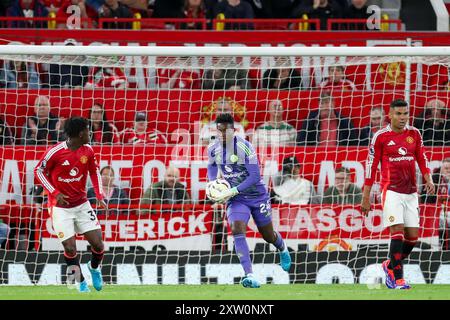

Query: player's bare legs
<box><xmin>83</xmin><ymin>229</ymin><xmax>105</xmax><ymax>291</ymax></box>
<box><xmin>257</xmin><ymin>222</ymin><xmax>291</xmax><ymax>272</ymax></box>
<box><xmin>61</xmin><ymin>236</ymin><xmax>89</xmax><ymax>292</ymax></box>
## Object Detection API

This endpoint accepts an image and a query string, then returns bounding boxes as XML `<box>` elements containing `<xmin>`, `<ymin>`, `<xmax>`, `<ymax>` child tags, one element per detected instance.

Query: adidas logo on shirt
<box><xmin>62</xmin><ymin>160</ymin><xmax>70</xmax><ymax>166</ymax></box>
<box><xmin>387</xmin><ymin>140</ymin><xmax>396</xmax><ymax>146</ymax></box>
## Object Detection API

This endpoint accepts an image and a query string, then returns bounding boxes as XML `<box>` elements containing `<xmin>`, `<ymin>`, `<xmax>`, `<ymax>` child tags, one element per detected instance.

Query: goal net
<box><xmin>0</xmin><ymin>45</ymin><xmax>449</xmax><ymax>286</ymax></box>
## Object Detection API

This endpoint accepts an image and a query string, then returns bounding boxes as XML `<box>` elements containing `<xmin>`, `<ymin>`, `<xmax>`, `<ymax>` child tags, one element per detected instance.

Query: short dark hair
<box><xmin>64</xmin><ymin>117</ymin><xmax>89</xmax><ymax>138</ymax></box>
<box><xmin>100</xmin><ymin>165</ymin><xmax>115</xmax><ymax>175</ymax></box>
<box><xmin>336</xmin><ymin>167</ymin><xmax>350</xmax><ymax>174</ymax></box>
<box><xmin>215</xmin><ymin>113</ymin><xmax>234</xmax><ymax>126</ymax></box>
<box><xmin>390</xmin><ymin>99</ymin><xmax>408</xmax><ymax>109</ymax></box>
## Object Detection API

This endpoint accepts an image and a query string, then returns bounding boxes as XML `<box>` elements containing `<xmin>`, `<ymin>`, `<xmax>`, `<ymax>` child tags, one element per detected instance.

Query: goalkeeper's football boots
<box><xmin>381</xmin><ymin>260</ymin><xmax>395</xmax><ymax>289</ymax></box>
<box><xmin>87</xmin><ymin>261</ymin><xmax>103</xmax><ymax>291</ymax></box>
<box><xmin>240</xmin><ymin>274</ymin><xmax>261</xmax><ymax>288</ymax></box>
<box><xmin>394</xmin><ymin>279</ymin><xmax>411</xmax><ymax>290</ymax></box>
<box><xmin>279</xmin><ymin>249</ymin><xmax>292</xmax><ymax>272</ymax></box>
<box><xmin>78</xmin><ymin>280</ymin><xmax>91</xmax><ymax>293</ymax></box>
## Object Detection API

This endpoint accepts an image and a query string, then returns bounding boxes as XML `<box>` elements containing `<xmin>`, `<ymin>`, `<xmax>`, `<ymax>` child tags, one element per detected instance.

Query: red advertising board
<box><xmin>35</xmin><ymin>204</ymin><xmax>441</xmax><ymax>251</ymax></box>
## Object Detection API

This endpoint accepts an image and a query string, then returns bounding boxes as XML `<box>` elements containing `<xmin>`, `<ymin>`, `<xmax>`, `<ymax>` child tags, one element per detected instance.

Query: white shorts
<box><xmin>51</xmin><ymin>201</ymin><xmax>101</xmax><ymax>242</ymax></box>
<box><xmin>382</xmin><ymin>190</ymin><xmax>420</xmax><ymax>228</ymax></box>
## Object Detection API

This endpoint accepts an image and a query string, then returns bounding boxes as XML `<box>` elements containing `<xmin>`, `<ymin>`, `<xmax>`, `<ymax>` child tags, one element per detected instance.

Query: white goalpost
<box><xmin>0</xmin><ymin>44</ymin><xmax>449</xmax><ymax>286</ymax></box>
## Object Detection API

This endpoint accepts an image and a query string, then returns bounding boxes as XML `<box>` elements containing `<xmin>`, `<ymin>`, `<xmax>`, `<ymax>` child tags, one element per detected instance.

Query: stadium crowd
<box><xmin>0</xmin><ymin>0</ymin><xmax>377</xmax><ymax>30</ymax></box>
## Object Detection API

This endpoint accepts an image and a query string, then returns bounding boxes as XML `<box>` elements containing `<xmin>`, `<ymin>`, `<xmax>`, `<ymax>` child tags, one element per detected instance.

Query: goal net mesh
<box><xmin>0</xmin><ymin>48</ymin><xmax>449</xmax><ymax>286</ymax></box>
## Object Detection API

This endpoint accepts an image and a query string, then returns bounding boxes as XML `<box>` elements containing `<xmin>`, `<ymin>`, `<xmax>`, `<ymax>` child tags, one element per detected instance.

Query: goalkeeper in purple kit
<box><xmin>207</xmin><ymin>113</ymin><xmax>292</xmax><ymax>288</ymax></box>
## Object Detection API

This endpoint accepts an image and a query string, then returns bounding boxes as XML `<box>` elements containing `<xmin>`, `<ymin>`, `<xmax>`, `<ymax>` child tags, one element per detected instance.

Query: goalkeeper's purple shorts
<box><xmin>226</xmin><ymin>195</ymin><xmax>272</xmax><ymax>227</ymax></box>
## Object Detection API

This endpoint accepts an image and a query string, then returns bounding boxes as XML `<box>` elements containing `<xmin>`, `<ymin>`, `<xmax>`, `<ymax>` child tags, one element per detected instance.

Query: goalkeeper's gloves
<box><xmin>214</xmin><ymin>187</ymin><xmax>239</xmax><ymax>204</ymax></box>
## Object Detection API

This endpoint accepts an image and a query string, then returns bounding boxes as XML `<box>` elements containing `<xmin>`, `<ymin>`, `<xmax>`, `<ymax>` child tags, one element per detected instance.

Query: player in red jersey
<box><xmin>361</xmin><ymin>99</ymin><xmax>435</xmax><ymax>290</ymax></box>
<box><xmin>34</xmin><ymin>117</ymin><xmax>107</xmax><ymax>293</ymax></box>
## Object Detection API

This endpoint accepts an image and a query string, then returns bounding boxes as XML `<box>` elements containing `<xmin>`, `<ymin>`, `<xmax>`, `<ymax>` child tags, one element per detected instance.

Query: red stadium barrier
<box><xmin>212</xmin><ymin>18</ymin><xmax>320</xmax><ymax>31</ymax></box>
<box><xmin>98</xmin><ymin>18</ymin><xmax>208</xmax><ymax>30</ymax></box>
<box><xmin>327</xmin><ymin>18</ymin><xmax>402</xmax><ymax>31</ymax></box>
<box><xmin>0</xmin><ymin>16</ymin><xmax>95</xmax><ymax>28</ymax></box>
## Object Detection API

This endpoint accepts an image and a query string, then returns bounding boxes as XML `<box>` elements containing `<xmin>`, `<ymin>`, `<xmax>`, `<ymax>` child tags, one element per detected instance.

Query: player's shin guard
<box><xmin>402</xmin><ymin>236</ymin><xmax>418</xmax><ymax>260</ymax></box>
<box><xmin>388</xmin><ymin>232</ymin><xmax>405</xmax><ymax>281</ymax></box>
<box><xmin>64</xmin><ymin>251</ymin><xmax>85</xmax><ymax>283</ymax></box>
<box><xmin>233</xmin><ymin>233</ymin><xmax>253</xmax><ymax>275</ymax></box>
<box><xmin>90</xmin><ymin>247</ymin><xmax>104</xmax><ymax>269</ymax></box>
<box><xmin>273</xmin><ymin>231</ymin><xmax>286</xmax><ymax>251</ymax></box>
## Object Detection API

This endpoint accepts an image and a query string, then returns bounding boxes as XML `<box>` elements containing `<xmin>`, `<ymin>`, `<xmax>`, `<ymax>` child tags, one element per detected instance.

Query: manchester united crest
<box><xmin>80</xmin><ymin>156</ymin><xmax>88</xmax><ymax>164</ymax></box>
<box><xmin>406</xmin><ymin>136</ymin><xmax>414</xmax><ymax>144</ymax></box>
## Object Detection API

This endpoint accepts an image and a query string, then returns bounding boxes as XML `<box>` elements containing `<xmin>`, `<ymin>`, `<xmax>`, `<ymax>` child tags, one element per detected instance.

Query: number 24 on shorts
<box><xmin>259</xmin><ymin>200</ymin><xmax>271</xmax><ymax>217</ymax></box>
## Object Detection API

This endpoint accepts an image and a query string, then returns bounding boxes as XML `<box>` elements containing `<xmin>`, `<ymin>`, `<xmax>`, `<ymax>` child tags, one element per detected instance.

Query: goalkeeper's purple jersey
<box><xmin>207</xmin><ymin>136</ymin><xmax>268</xmax><ymax>200</ymax></box>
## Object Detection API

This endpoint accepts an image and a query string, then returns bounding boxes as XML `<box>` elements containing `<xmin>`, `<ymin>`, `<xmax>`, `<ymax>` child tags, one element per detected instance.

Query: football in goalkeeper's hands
<box><xmin>206</xmin><ymin>179</ymin><xmax>231</xmax><ymax>201</ymax></box>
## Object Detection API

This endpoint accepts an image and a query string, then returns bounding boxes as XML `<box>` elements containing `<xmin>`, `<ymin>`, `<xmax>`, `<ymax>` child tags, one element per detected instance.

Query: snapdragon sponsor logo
<box><xmin>389</xmin><ymin>156</ymin><xmax>414</xmax><ymax>162</ymax></box>
<box><xmin>58</xmin><ymin>174</ymin><xmax>84</xmax><ymax>183</ymax></box>
<box><xmin>222</xmin><ymin>172</ymin><xmax>245</xmax><ymax>179</ymax></box>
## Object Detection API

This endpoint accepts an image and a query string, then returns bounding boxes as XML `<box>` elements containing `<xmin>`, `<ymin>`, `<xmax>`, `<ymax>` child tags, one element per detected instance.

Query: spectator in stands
<box><xmin>297</xmin><ymin>93</ymin><xmax>358</xmax><ymax>146</ymax></box>
<box><xmin>141</xmin><ymin>166</ymin><xmax>191</xmax><ymax>205</ymax></box>
<box><xmin>413</xmin><ymin>99</ymin><xmax>450</xmax><ymax>146</ymax></box>
<box><xmin>56</xmin><ymin>0</ymin><xmax>97</xmax><ymax>29</ymax></box>
<box><xmin>319</xmin><ymin>65</ymin><xmax>355</xmax><ymax>92</ymax></box>
<box><xmin>213</xmin><ymin>0</ymin><xmax>254</xmax><ymax>30</ymax></box>
<box><xmin>42</xmin><ymin>0</ymin><xmax>63</xmax><ymax>13</ymax></box>
<box><xmin>420</xmin><ymin>158</ymin><xmax>450</xmax><ymax>249</ymax></box>
<box><xmin>0</xmin><ymin>117</ymin><xmax>14</xmax><ymax>145</ymax></box>
<box><xmin>342</xmin><ymin>0</ymin><xmax>370</xmax><ymax>30</ymax></box>
<box><xmin>88</xmin><ymin>102</ymin><xmax>120</xmax><ymax>145</ymax></box>
<box><xmin>0</xmin><ymin>1</ymin><xmax>14</xmax><ymax>17</ymax></box>
<box><xmin>292</xmin><ymin>0</ymin><xmax>342</xmax><ymax>30</ymax></box>
<box><xmin>1</xmin><ymin>60</ymin><xmax>40</xmax><ymax>89</ymax></box>
<box><xmin>272</xmin><ymin>156</ymin><xmax>318</xmax><ymax>205</ymax></box>
<box><xmin>253</xmin><ymin>99</ymin><xmax>296</xmax><ymax>146</ymax></box>
<box><xmin>6</xmin><ymin>0</ymin><xmax>49</xmax><ymax>28</ymax></box>
<box><xmin>119</xmin><ymin>0</ymin><xmax>148</xmax><ymax>11</ymax></box>
<box><xmin>421</xmin><ymin>158</ymin><xmax>450</xmax><ymax>204</ymax></box>
<box><xmin>98</xmin><ymin>0</ymin><xmax>133</xmax><ymax>29</ymax></box>
<box><xmin>0</xmin><ymin>220</ymin><xmax>9</xmax><ymax>247</ymax></box>
<box><xmin>157</xmin><ymin>58</ymin><xmax>201</xmax><ymax>89</ymax></box>
<box><xmin>359</xmin><ymin>107</ymin><xmax>386</xmax><ymax>146</ymax></box>
<box><xmin>87</xmin><ymin>166</ymin><xmax>130</xmax><ymax>208</ymax></box>
<box><xmin>245</xmin><ymin>0</ymin><xmax>296</xmax><ymax>19</ymax></box>
<box><xmin>120</xmin><ymin>111</ymin><xmax>168</xmax><ymax>144</ymax></box>
<box><xmin>183</xmin><ymin>0</ymin><xmax>206</xmax><ymax>29</ymax></box>
<box><xmin>47</xmin><ymin>39</ymin><xmax>89</xmax><ymax>89</ymax></box>
<box><xmin>152</xmin><ymin>0</ymin><xmax>184</xmax><ymax>18</ymax></box>
<box><xmin>199</xmin><ymin>97</ymin><xmax>246</xmax><ymax>145</ymax></box>
<box><xmin>21</xmin><ymin>96</ymin><xmax>61</xmax><ymax>145</ymax></box>
<box><xmin>322</xmin><ymin>167</ymin><xmax>362</xmax><ymax>204</ymax></box>
<box><xmin>262</xmin><ymin>67</ymin><xmax>303</xmax><ymax>90</ymax></box>
<box><xmin>201</xmin><ymin>64</ymin><xmax>251</xmax><ymax>90</ymax></box>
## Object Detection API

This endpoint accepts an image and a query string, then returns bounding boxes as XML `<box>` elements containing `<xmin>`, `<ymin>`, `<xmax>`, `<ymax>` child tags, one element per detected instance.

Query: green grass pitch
<box><xmin>1</xmin><ymin>285</ymin><xmax>450</xmax><ymax>300</ymax></box>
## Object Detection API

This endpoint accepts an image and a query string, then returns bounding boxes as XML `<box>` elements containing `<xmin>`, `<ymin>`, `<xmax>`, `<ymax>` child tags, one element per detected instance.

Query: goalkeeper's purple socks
<box><xmin>64</xmin><ymin>251</ymin><xmax>85</xmax><ymax>282</ymax></box>
<box><xmin>233</xmin><ymin>233</ymin><xmax>253</xmax><ymax>275</ymax></box>
<box><xmin>273</xmin><ymin>231</ymin><xmax>286</xmax><ymax>251</ymax></box>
